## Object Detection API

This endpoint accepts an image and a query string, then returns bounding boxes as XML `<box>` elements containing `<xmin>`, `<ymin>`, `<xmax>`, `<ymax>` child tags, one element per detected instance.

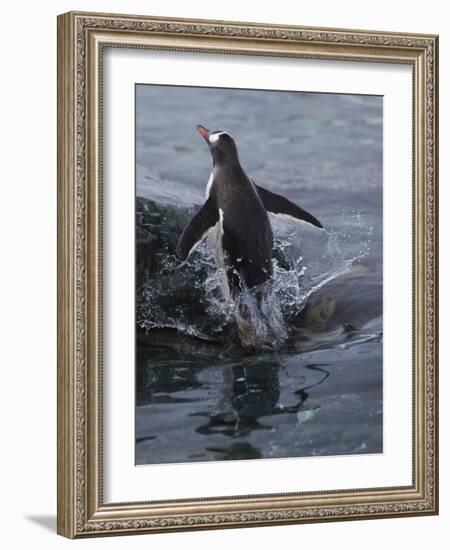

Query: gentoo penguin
<box><xmin>176</xmin><ymin>125</ymin><xmax>323</xmax><ymax>347</ymax></box>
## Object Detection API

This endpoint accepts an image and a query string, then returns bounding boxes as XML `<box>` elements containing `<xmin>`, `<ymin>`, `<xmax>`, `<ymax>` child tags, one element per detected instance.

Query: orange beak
<box><xmin>196</xmin><ymin>125</ymin><xmax>210</xmax><ymax>141</ymax></box>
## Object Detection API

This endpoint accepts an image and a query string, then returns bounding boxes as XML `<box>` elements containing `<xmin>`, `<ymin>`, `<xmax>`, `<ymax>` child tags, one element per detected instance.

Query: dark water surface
<box><xmin>135</xmin><ymin>85</ymin><xmax>383</xmax><ymax>465</ymax></box>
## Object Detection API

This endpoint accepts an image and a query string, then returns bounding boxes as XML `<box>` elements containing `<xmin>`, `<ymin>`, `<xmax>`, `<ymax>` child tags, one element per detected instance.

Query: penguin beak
<box><xmin>197</xmin><ymin>125</ymin><xmax>210</xmax><ymax>142</ymax></box>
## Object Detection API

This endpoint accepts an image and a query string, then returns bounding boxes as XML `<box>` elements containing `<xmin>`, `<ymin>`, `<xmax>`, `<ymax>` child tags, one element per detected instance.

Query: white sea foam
<box><xmin>137</xmin><ymin>210</ymin><xmax>372</xmax><ymax>350</ymax></box>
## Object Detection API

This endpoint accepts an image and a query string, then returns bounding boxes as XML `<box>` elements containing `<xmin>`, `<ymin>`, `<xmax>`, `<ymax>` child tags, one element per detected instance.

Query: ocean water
<box><xmin>135</xmin><ymin>84</ymin><xmax>383</xmax><ymax>465</ymax></box>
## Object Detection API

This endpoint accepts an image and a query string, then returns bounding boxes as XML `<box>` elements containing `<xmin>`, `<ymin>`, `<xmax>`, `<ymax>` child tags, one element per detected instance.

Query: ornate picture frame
<box><xmin>57</xmin><ymin>11</ymin><xmax>438</xmax><ymax>538</ymax></box>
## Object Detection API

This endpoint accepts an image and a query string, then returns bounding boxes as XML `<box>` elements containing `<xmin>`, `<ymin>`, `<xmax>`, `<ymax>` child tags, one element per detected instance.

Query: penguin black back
<box><xmin>177</xmin><ymin>125</ymin><xmax>323</xmax><ymax>294</ymax></box>
<box><xmin>197</xmin><ymin>126</ymin><xmax>274</xmax><ymax>292</ymax></box>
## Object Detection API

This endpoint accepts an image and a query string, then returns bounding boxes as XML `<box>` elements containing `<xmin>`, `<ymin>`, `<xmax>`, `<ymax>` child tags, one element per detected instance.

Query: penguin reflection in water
<box><xmin>176</xmin><ymin>125</ymin><xmax>323</xmax><ymax>349</ymax></box>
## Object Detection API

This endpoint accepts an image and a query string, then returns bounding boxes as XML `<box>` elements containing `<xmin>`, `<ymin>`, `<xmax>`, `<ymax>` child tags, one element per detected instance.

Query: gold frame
<box><xmin>57</xmin><ymin>11</ymin><xmax>439</xmax><ymax>538</ymax></box>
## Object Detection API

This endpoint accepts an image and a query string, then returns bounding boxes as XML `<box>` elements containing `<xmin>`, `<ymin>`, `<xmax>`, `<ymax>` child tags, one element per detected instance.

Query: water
<box><xmin>135</xmin><ymin>85</ymin><xmax>383</xmax><ymax>465</ymax></box>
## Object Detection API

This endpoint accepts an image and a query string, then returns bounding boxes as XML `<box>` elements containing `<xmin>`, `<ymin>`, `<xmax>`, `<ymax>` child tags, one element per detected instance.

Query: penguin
<box><xmin>176</xmin><ymin>125</ymin><xmax>323</xmax><ymax>347</ymax></box>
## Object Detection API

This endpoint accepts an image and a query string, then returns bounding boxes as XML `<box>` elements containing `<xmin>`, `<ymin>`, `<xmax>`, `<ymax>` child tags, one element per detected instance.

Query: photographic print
<box><xmin>58</xmin><ymin>12</ymin><xmax>438</xmax><ymax>537</ymax></box>
<box><xmin>135</xmin><ymin>84</ymin><xmax>383</xmax><ymax>465</ymax></box>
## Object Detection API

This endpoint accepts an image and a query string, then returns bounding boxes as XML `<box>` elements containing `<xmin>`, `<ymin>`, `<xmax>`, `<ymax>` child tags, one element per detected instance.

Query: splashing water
<box><xmin>136</xmin><ymin>209</ymin><xmax>371</xmax><ymax>350</ymax></box>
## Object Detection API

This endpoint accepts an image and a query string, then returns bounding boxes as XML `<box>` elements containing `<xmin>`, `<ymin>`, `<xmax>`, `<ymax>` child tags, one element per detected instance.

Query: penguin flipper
<box><xmin>255</xmin><ymin>184</ymin><xmax>323</xmax><ymax>229</ymax></box>
<box><xmin>176</xmin><ymin>197</ymin><xmax>219</xmax><ymax>260</ymax></box>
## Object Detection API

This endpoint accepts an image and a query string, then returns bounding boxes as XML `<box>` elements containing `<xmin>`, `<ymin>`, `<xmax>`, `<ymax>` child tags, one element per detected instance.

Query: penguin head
<box><xmin>197</xmin><ymin>125</ymin><xmax>239</xmax><ymax>165</ymax></box>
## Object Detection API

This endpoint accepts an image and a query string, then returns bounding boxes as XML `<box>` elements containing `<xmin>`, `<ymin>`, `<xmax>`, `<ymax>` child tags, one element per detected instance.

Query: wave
<box><xmin>136</xmin><ymin>198</ymin><xmax>375</xmax><ymax>350</ymax></box>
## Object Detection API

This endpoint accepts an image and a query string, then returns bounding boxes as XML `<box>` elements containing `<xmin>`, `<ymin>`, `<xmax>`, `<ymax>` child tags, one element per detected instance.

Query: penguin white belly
<box><xmin>204</xmin><ymin>173</ymin><xmax>231</xmax><ymax>301</ymax></box>
<box><xmin>205</xmin><ymin>171</ymin><xmax>214</xmax><ymax>199</ymax></box>
<box><xmin>207</xmin><ymin>208</ymin><xmax>231</xmax><ymax>301</ymax></box>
